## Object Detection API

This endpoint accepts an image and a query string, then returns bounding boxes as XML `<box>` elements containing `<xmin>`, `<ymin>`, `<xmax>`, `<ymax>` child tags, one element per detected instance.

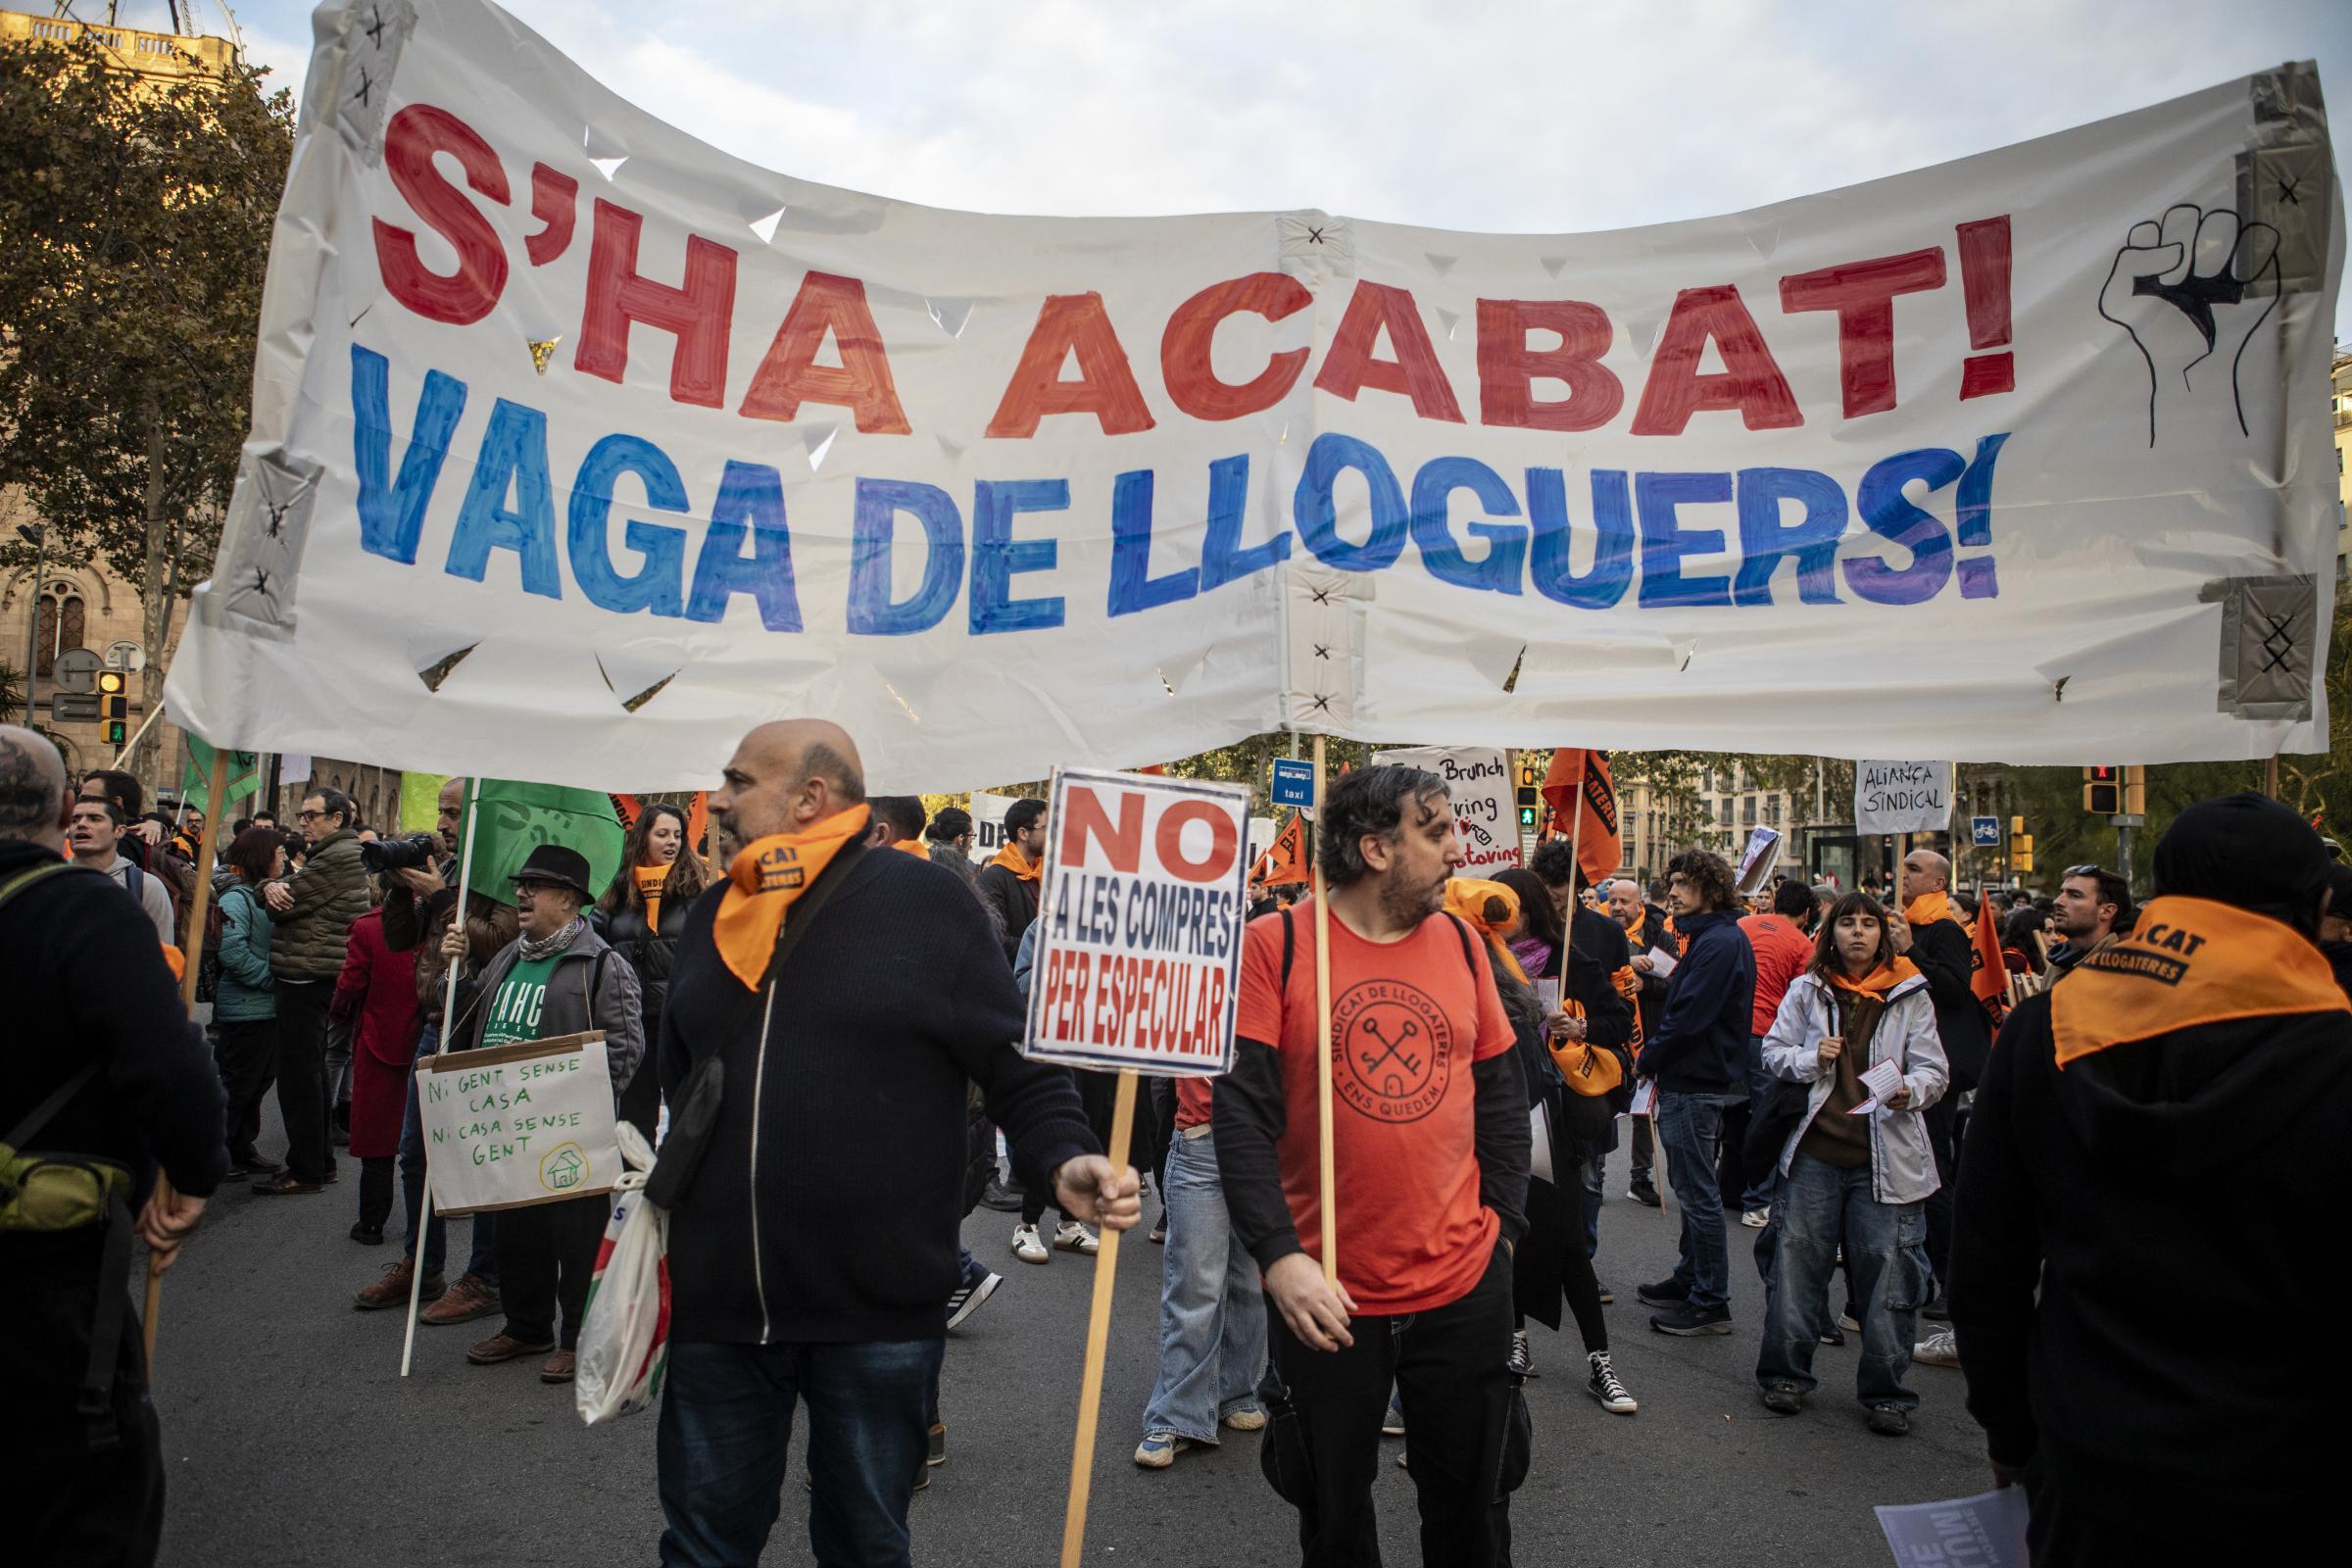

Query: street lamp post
<box><xmin>16</xmin><ymin>523</ymin><xmax>45</xmax><ymax>725</ymax></box>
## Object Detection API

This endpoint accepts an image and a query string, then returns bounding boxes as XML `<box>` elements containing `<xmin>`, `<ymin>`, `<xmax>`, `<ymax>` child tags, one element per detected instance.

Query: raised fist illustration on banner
<box><xmin>2098</xmin><ymin>202</ymin><xmax>2281</xmax><ymax>448</ymax></box>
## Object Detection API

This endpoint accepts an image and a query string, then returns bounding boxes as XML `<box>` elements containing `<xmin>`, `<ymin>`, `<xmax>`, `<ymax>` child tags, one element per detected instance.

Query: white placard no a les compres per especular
<box><xmin>1023</xmin><ymin>767</ymin><xmax>1251</xmax><ymax>1077</ymax></box>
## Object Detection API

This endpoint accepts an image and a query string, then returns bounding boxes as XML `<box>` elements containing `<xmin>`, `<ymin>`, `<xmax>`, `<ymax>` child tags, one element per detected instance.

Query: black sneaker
<box><xmin>1919</xmin><ymin>1293</ymin><xmax>1951</xmax><ymax>1322</ymax></box>
<box><xmin>927</xmin><ymin>1421</ymin><xmax>948</xmax><ymax>1466</ymax></box>
<box><xmin>1649</xmin><ymin>1302</ymin><xmax>1734</xmax><ymax>1336</ymax></box>
<box><xmin>945</xmin><ymin>1271</ymin><xmax>1001</xmax><ymax>1332</ymax></box>
<box><xmin>1636</xmin><ymin>1277</ymin><xmax>1689</xmax><ymax>1309</ymax></box>
<box><xmin>349</xmin><ymin>1221</ymin><xmax>385</xmax><ymax>1246</ymax></box>
<box><xmin>1596</xmin><ymin>1282</ymin><xmax>1615</xmax><ymax>1305</ymax></box>
<box><xmin>1760</xmin><ymin>1383</ymin><xmax>1804</xmax><ymax>1415</ymax></box>
<box><xmin>976</xmin><ymin>1177</ymin><xmax>1026</xmax><ymax>1213</ymax></box>
<box><xmin>1867</xmin><ymin>1404</ymin><xmax>1912</xmax><ymax>1436</ymax></box>
<box><xmin>1507</xmin><ymin>1331</ymin><xmax>1537</xmax><ymax>1379</ymax></box>
<box><xmin>1628</xmin><ymin>1182</ymin><xmax>1662</xmax><ymax>1208</ymax></box>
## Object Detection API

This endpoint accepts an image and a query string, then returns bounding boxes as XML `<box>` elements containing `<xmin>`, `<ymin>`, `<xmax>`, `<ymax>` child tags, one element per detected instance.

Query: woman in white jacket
<box><xmin>1754</xmin><ymin>890</ymin><xmax>1948</xmax><ymax>1436</ymax></box>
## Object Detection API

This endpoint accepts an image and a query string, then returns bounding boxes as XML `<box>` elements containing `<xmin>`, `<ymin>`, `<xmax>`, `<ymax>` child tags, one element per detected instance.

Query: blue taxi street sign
<box><xmin>1270</xmin><ymin>759</ymin><xmax>1315</xmax><ymax>808</ymax></box>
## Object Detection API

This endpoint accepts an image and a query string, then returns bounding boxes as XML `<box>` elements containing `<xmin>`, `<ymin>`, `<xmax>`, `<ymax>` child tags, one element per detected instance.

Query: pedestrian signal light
<box><xmin>1518</xmin><ymin>805</ymin><xmax>1538</xmax><ymax>829</ymax></box>
<box><xmin>2082</xmin><ymin>765</ymin><xmax>2121</xmax><ymax>814</ymax></box>
<box><xmin>96</xmin><ymin>670</ymin><xmax>128</xmax><ymax>744</ymax></box>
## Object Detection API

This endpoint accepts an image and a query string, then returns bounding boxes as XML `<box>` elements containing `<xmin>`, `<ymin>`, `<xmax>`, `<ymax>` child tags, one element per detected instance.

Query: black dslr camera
<box><xmin>361</xmin><ymin>831</ymin><xmax>440</xmax><ymax>875</ymax></box>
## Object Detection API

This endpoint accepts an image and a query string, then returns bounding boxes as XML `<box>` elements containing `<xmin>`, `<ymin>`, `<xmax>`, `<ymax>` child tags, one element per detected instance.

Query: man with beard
<box><xmin>2044</xmin><ymin>865</ymin><xmax>2134</xmax><ymax>975</ymax></box>
<box><xmin>1215</xmin><ymin>763</ymin><xmax>1529</xmax><ymax>1566</ymax></box>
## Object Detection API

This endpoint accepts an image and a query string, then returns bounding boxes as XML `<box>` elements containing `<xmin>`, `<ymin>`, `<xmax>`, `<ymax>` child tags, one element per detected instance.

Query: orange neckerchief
<box><xmin>712</xmin><ymin>804</ymin><xmax>871</xmax><ymax>989</ymax></box>
<box><xmin>635</xmin><ymin>862</ymin><xmax>669</xmax><ymax>929</ymax></box>
<box><xmin>1904</xmin><ymin>889</ymin><xmax>1953</xmax><ymax>929</ymax></box>
<box><xmin>1444</xmin><ymin>877</ymin><xmax>1528</xmax><ymax>984</ymax></box>
<box><xmin>2051</xmin><ymin>895</ymin><xmax>2349</xmax><ymax>1068</ymax></box>
<box><xmin>987</xmin><ymin>843</ymin><xmax>1040</xmax><ymax>883</ymax></box>
<box><xmin>1826</xmin><ymin>955</ymin><xmax>1921</xmax><ymax>1000</ymax></box>
<box><xmin>888</xmin><ymin>837</ymin><xmax>929</xmax><ymax>859</ymax></box>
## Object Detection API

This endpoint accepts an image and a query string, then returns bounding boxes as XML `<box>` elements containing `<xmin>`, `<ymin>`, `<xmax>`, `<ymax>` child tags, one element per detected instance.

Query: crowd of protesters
<box><xmin>9</xmin><ymin>717</ymin><xmax>2348</xmax><ymax>1568</ymax></box>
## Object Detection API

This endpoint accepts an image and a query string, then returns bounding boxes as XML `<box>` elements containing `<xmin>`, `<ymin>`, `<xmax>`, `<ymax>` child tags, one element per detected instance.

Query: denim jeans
<box><xmin>1739</xmin><ymin>1036</ymin><xmax>1778</xmax><ymax>1210</ymax></box>
<box><xmin>1655</xmin><ymin>1090</ymin><xmax>1735</xmax><ymax>1311</ymax></box>
<box><xmin>399</xmin><ymin>1021</ymin><xmax>498</xmax><ymax>1283</ymax></box>
<box><xmin>1755</xmin><ymin>1152</ymin><xmax>1928</xmax><ymax>1409</ymax></box>
<box><xmin>1140</xmin><ymin>1130</ymin><xmax>1266</xmax><ymax>1444</ymax></box>
<box><xmin>658</xmin><ymin>1337</ymin><xmax>945</xmax><ymax>1568</ymax></box>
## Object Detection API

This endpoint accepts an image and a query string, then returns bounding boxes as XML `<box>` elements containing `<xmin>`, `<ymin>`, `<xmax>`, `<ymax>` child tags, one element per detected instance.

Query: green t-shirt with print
<box><xmin>480</xmin><ymin>954</ymin><xmax>561</xmax><ymax>1049</ymax></box>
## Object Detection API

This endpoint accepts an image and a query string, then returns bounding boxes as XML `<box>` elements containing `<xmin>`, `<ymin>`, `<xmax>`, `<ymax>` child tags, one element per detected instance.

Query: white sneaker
<box><xmin>1054</xmin><ymin>1220</ymin><xmax>1100</xmax><ymax>1255</ymax></box>
<box><xmin>1913</xmin><ymin>1330</ymin><xmax>1961</xmax><ymax>1367</ymax></box>
<box><xmin>1010</xmin><ymin>1223</ymin><xmax>1049</xmax><ymax>1264</ymax></box>
<box><xmin>1740</xmin><ymin>1206</ymin><xmax>1770</xmax><ymax>1228</ymax></box>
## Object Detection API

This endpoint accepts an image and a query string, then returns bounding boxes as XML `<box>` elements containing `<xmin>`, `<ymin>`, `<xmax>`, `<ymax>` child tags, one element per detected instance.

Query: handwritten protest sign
<box><xmin>1372</xmin><ymin>746</ymin><xmax>1519</xmax><ymax>872</ymax></box>
<box><xmin>1024</xmin><ymin>767</ymin><xmax>1250</xmax><ymax>1076</ymax></box>
<box><xmin>1873</xmin><ymin>1487</ymin><xmax>2029</xmax><ymax>1568</ymax></box>
<box><xmin>1855</xmin><ymin>761</ymin><xmax>1954</xmax><ymax>837</ymax></box>
<box><xmin>164</xmin><ymin>5</ymin><xmax>2339</xmax><ymax>787</ymax></box>
<box><xmin>416</xmin><ymin>1031</ymin><xmax>620</xmax><ymax>1214</ymax></box>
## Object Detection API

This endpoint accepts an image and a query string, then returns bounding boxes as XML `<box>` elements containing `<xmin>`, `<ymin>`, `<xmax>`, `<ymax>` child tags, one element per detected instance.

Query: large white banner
<box><xmin>166</xmin><ymin>1</ymin><xmax>2343</xmax><ymax>789</ymax></box>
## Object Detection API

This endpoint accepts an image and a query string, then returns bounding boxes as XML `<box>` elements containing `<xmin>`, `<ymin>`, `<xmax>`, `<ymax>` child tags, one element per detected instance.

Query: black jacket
<box><xmin>1906</xmin><ymin>911</ymin><xmax>1988</xmax><ymax>1089</ymax></box>
<box><xmin>2323</xmin><ymin>938</ymin><xmax>2352</xmax><ymax>1001</ymax></box>
<box><xmin>657</xmin><ymin>844</ymin><xmax>1098</xmax><ymax>1346</ymax></box>
<box><xmin>973</xmin><ymin>859</ymin><xmax>1041</xmax><ymax>965</ymax></box>
<box><xmin>1550</xmin><ymin>905</ymin><xmax>1637</xmax><ymax>1145</ymax></box>
<box><xmin>1639</xmin><ymin>907</ymin><xmax>1754</xmax><ymax>1094</ymax></box>
<box><xmin>1950</xmin><ymin>988</ymin><xmax>2351</xmax><ymax>1517</ymax></box>
<box><xmin>0</xmin><ymin>842</ymin><xmax>227</xmax><ymax>1265</ymax></box>
<box><xmin>1623</xmin><ymin>906</ymin><xmax>1671</xmax><ymax>1045</ymax></box>
<box><xmin>591</xmin><ymin>886</ymin><xmax>692</xmax><ymax>1033</ymax></box>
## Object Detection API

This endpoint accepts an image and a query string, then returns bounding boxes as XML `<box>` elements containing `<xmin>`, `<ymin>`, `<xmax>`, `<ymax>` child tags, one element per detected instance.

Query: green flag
<box><xmin>181</xmin><ymin>737</ymin><xmax>262</xmax><ymax>814</ymax></box>
<box><xmin>464</xmin><ymin>780</ymin><xmax>626</xmax><ymax>908</ymax></box>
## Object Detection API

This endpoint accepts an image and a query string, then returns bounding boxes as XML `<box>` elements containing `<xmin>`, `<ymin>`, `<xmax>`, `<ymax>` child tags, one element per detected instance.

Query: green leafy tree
<box><xmin>0</xmin><ymin>36</ymin><xmax>293</xmax><ymax>784</ymax></box>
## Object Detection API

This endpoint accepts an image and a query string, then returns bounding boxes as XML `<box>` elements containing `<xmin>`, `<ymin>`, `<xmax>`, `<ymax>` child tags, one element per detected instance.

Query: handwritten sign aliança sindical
<box><xmin>416</xmin><ymin>1030</ymin><xmax>620</xmax><ymax>1214</ymax></box>
<box><xmin>1371</xmin><ymin>746</ymin><xmax>1520</xmax><ymax>873</ymax></box>
<box><xmin>1855</xmin><ymin>760</ymin><xmax>1954</xmax><ymax>837</ymax></box>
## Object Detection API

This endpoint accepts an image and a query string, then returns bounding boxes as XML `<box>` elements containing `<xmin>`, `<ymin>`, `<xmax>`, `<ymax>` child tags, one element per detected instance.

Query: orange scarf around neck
<box><xmin>1904</xmin><ymin>889</ymin><xmax>1952</xmax><ymax>929</ymax></box>
<box><xmin>712</xmin><ymin>804</ymin><xmax>871</xmax><ymax>989</ymax></box>
<box><xmin>634</xmin><ymin>862</ymin><xmax>669</xmax><ymax>928</ymax></box>
<box><xmin>1827</xmin><ymin>955</ymin><xmax>1921</xmax><ymax>999</ymax></box>
<box><xmin>2050</xmin><ymin>895</ymin><xmax>2349</xmax><ymax>1068</ymax></box>
<box><xmin>988</xmin><ymin>843</ymin><xmax>1040</xmax><ymax>883</ymax></box>
<box><xmin>888</xmin><ymin>837</ymin><xmax>930</xmax><ymax>860</ymax></box>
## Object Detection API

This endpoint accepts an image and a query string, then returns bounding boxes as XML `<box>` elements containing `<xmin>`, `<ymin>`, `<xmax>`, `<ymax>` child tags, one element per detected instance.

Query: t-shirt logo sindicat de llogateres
<box><xmin>1334</xmin><ymin>979</ymin><xmax>1455</xmax><ymax>1123</ymax></box>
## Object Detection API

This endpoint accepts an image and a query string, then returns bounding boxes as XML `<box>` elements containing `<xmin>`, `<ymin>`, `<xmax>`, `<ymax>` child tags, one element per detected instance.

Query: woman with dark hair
<box><xmin>591</xmin><ymin>802</ymin><xmax>709</xmax><ymax>1141</ymax></box>
<box><xmin>214</xmin><ymin>825</ymin><xmax>287</xmax><ymax>1177</ymax></box>
<box><xmin>1494</xmin><ymin>866</ymin><xmax>1566</xmax><ymax>982</ymax></box>
<box><xmin>1754</xmin><ymin>891</ymin><xmax>1948</xmax><ymax>1435</ymax></box>
<box><xmin>1447</xmin><ymin>878</ymin><xmax>1639</xmax><ymax>1415</ymax></box>
<box><xmin>1999</xmin><ymin>906</ymin><xmax>2046</xmax><ymax>976</ymax></box>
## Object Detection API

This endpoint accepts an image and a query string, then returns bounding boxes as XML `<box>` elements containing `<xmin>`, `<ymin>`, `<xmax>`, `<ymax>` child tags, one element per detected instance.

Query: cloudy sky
<box><xmin>119</xmin><ymin>0</ymin><xmax>2352</xmax><ymax>332</ymax></box>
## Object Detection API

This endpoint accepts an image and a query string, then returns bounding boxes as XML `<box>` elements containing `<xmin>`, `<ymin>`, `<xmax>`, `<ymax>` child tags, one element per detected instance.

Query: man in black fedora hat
<box><xmin>437</xmin><ymin>842</ymin><xmax>645</xmax><ymax>1384</ymax></box>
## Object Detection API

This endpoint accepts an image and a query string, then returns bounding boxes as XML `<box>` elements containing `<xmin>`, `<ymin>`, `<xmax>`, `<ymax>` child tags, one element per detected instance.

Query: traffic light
<box><xmin>2013</xmin><ymin>835</ymin><xmax>2034</xmax><ymax>874</ymax></box>
<box><xmin>2123</xmin><ymin>764</ymin><xmax>2146</xmax><ymax>816</ymax></box>
<box><xmin>97</xmin><ymin>669</ymin><xmax>128</xmax><ymax>745</ymax></box>
<box><xmin>2082</xmin><ymin>764</ymin><xmax>2121</xmax><ymax>814</ymax></box>
<box><xmin>1515</xmin><ymin>786</ymin><xmax>1539</xmax><ymax>829</ymax></box>
<box><xmin>1516</xmin><ymin>757</ymin><xmax>1540</xmax><ymax>790</ymax></box>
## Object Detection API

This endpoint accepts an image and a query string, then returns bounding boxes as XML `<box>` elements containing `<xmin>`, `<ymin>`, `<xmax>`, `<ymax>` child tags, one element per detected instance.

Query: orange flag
<box><xmin>1254</xmin><ymin>814</ymin><xmax>1309</xmax><ymax>885</ymax></box>
<box><xmin>1541</xmin><ymin>749</ymin><xmax>1622</xmax><ymax>888</ymax></box>
<box><xmin>1971</xmin><ymin>900</ymin><xmax>2009</xmax><ymax>1027</ymax></box>
<box><xmin>611</xmin><ymin>791</ymin><xmax>711</xmax><ymax>861</ymax></box>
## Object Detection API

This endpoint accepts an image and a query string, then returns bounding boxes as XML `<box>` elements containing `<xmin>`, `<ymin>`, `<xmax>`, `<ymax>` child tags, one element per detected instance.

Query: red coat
<box><xmin>330</xmin><ymin>907</ymin><xmax>421</xmax><ymax>1159</ymax></box>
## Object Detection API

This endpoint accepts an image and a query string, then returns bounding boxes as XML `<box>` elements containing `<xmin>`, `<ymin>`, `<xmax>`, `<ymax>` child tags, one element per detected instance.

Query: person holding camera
<box><xmin>255</xmin><ymin>787</ymin><xmax>372</xmax><ymax>1197</ymax></box>
<box><xmin>355</xmin><ymin>778</ymin><xmax>517</xmax><ymax>1320</ymax></box>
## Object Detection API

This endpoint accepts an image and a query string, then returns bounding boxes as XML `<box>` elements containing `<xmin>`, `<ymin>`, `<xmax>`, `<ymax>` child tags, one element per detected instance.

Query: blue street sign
<box><xmin>1271</xmin><ymin>758</ymin><xmax>1316</xmax><ymax>808</ymax></box>
<box><xmin>1972</xmin><ymin>815</ymin><xmax>2000</xmax><ymax>848</ymax></box>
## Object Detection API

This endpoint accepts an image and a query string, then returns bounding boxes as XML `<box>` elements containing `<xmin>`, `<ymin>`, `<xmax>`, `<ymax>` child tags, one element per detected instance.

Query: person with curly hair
<box><xmin>1634</xmin><ymin>849</ymin><xmax>1755</xmax><ymax>1338</ymax></box>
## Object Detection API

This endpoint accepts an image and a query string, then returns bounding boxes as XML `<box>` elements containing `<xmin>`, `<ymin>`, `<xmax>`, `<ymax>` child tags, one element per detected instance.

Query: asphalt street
<box><xmin>152</xmin><ymin>1130</ymin><xmax>1984</xmax><ymax>1567</ymax></box>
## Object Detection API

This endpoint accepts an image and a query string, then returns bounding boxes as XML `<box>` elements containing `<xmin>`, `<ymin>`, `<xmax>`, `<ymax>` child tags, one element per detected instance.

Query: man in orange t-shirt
<box><xmin>1214</xmin><ymin>764</ymin><xmax>1529</xmax><ymax>1566</ymax></box>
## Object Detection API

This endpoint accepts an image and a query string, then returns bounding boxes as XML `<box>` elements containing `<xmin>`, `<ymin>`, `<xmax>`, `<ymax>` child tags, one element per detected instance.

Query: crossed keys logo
<box><xmin>1333</xmin><ymin>981</ymin><xmax>1452</xmax><ymax>1124</ymax></box>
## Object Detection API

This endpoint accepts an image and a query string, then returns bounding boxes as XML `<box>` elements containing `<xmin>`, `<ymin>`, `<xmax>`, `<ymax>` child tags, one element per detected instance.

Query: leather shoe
<box><xmin>467</xmin><ymin>1331</ymin><xmax>557</xmax><ymax>1365</ymax></box>
<box><xmin>354</xmin><ymin>1258</ymin><xmax>444</xmax><ymax>1310</ymax></box>
<box><xmin>421</xmin><ymin>1273</ymin><xmax>502</xmax><ymax>1325</ymax></box>
<box><xmin>539</xmin><ymin>1349</ymin><xmax>576</xmax><ymax>1384</ymax></box>
<box><xmin>253</xmin><ymin>1173</ymin><xmax>323</xmax><ymax>1197</ymax></box>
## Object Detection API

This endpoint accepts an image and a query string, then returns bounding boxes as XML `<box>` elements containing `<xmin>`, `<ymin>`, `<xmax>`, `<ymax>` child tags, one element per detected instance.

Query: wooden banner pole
<box><xmin>144</xmin><ymin>748</ymin><xmax>231</xmax><ymax>1372</ymax></box>
<box><xmin>1057</xmin><ymin>1067</ymin><xmax>1139</xmax><ymax>1568</ymax></box>
<box><xmin>1311</xmin><ymin>733</ymin><xmax>1337</xmax><ymax>1291</ymax></box>
<box><xmin>403</xmin><ymin>774</ymin><xmax>481</xmax><ymax>1378</ymax></box>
